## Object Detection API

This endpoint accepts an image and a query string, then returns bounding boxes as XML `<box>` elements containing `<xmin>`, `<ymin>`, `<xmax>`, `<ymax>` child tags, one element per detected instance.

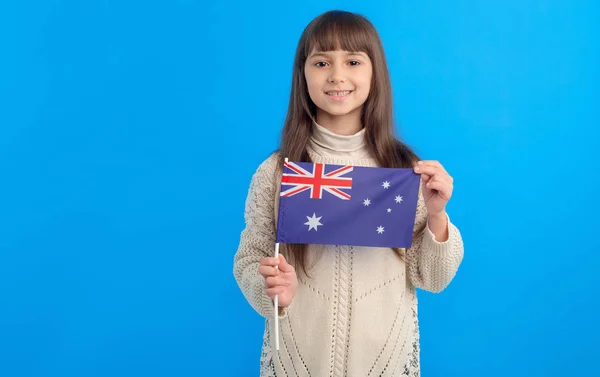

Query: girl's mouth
<box><xmin>325</xmin><ymin>90</ymin><xmax>353</xmax><ymax>101</ymax></box>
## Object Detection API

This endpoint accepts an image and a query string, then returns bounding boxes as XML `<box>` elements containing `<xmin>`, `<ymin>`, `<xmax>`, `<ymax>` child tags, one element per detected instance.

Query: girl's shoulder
<box><xmin>259</xmin><ymin>151</ymin><xmax>280</xmax><ymax>169</ymax></box>
<box><xmin>255</xmin><ymin>151</ymin><xmax>280</xmax><ymax>175</ymax></box>
<box><xmin>248</xmin><ymin>152</ymin><xmax>281</xmax><ymax>189</ymax></box>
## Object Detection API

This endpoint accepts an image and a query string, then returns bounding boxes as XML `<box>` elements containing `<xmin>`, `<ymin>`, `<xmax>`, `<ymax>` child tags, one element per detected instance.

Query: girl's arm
<box><xmin>405</xmin><ymin>186</ymin><xmax>464</xmax><ymax>293</ymax></box>
<box><xmin>233</xmin><ymin>154</ymin><xmax>279</xmax><ymax>318</ymax></box>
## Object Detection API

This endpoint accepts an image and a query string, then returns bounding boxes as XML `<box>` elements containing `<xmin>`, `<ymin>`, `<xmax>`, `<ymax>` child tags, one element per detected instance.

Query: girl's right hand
<box><xmin>258</xmin><ymin>254</ymin><xmax>298</xmax><ymax>308</ymax></box>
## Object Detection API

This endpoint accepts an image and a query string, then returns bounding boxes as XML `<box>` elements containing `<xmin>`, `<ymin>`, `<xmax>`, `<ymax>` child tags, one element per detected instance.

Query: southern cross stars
<box><xmin>304</xmin><ymin>181</ymin><xmax>405</xmax><ymax>236</ymax></box>
<box><xmin>364</xmin><ymin>182</ymin><xmax>403</xmax><ymax>235</ymax></box>
<box><xmin>304</xmin><ymin>213</ymin><xmax>323</xmax><ymax>231</ymax></box>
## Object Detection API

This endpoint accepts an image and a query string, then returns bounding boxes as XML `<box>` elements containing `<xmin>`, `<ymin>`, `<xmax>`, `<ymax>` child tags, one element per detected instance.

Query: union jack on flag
<box><xmin>281</xmin><ymin>160</ymin><xmax>353</xmax><ymax>200</ymax></box>
<box><xmin>275</xmin><ymin>160</ymin><xmax>421</xmax><ymax>248</ymax></box>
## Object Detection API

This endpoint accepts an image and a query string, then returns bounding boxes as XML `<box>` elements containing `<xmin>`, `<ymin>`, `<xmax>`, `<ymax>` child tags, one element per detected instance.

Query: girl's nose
<box><xmin>328</xmin><ymin>65</ymin><xmax>345</xmax><ymax>83</ymax></box>
<box><xmin>328</xmin><ymin>75</ymin><xmax>345</xmax><ymax>83</ymax></box>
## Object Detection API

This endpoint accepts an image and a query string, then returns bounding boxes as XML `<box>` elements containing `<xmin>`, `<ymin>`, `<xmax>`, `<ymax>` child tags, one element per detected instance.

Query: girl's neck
<box><xmin>315</xmin><ymin>109</ymin><xmax>363</xmax><ymax>136</ymax></box>
<box><xmin>310</xmin><ymin>120</ymin><xmax>369</xmax><ymax>158</ymax></box>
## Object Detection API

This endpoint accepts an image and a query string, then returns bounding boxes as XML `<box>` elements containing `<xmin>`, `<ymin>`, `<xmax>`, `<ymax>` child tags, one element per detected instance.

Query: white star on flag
<box><xmin>304</xmin><ymin>213</ymin><xmax>323</xmax><ymax>231</ymax></box>
<box><xmin>387</xmin><ymin>208</ymin><xmax>392</xmax><ymax>213</ymax></box>
<box><xmin>395</xmin><ymin>195</ymin><xmax>403</xmax><ymax>203</ymax></box>
<box><xmin>363</xmin><ymin>198</ymin><xmax>371</xmax><ymax>206</ymax></box>
<box><xmin>382</xmin><ymin>181</ymin><xmax>390</xmax><ymax>189</ymax></box>
<box><xmin>377</xmin><ymin>226</ymin><xmax>385</xmax><ymax>234</ymax></box>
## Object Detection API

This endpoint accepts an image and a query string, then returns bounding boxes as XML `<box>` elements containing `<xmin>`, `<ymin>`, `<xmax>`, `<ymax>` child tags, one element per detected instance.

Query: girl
<box><xmin>233</xmin><ymin>10</ymin><xmax>464</xmax><ymax>377</ymax></box>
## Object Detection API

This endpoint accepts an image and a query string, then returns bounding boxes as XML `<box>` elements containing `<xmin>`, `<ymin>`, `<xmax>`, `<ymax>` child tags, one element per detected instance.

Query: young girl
<box><xmin>233</xmin><ymin>10</ymin><xmax>464</xmax><ymax>377</ymax></box>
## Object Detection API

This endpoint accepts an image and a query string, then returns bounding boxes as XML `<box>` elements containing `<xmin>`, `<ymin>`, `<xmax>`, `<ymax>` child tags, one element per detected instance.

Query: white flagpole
<box><xmin>273</xmin><ymin>157</ymin><xmax>288</xmax><ymax>351</ymax></box>
<box><xmin>274</xmin><ymin>242</ymin><xmax>280</xmax><ymax>351</ymax></box>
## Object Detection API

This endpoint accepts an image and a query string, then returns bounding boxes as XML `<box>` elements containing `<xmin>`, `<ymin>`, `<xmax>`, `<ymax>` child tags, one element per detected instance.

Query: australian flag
<box><xmin>275</xmin><ymin>160</ymin><xmax>421</xmax><ymax>248</ymax></box>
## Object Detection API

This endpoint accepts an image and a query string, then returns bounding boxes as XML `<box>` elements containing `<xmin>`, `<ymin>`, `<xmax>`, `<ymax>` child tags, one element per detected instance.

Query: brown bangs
<box><xmin>301</xmin><ymin>10</ymin><xmax>376</xmax><ymax>60</ymax></box>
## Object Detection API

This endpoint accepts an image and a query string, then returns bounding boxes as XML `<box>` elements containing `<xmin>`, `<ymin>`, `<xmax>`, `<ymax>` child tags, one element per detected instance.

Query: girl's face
<box><xmin>304</xmin><ymin>50</ymin><xmax>373</xmax><ymax>123</ymax></box>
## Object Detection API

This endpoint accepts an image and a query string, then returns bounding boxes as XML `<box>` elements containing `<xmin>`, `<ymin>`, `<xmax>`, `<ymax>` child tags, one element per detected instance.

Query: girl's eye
<box><xmin>315</xmin><ymin>62</ymin><xmax>328</xmax><ymax>67</ymax></box>
<box><xmin>349</xmin><ymin>60</ymin><xmax>360</xmax><ymax>66</ymax></box>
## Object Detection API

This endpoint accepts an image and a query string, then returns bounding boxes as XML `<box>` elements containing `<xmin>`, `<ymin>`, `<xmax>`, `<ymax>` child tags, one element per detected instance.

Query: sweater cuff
<box><xmin>423</xmin><ymin>213</ymin><xmax>453</xmax><ymax>252</ymax></box>
<box><xmin>261</xmin><ymin>290</ymin><xmax>275</xmax><ymax>318</ymax></box>
<box><xmin>275</xmin><ymin>297</ymin><xmax>294</xmax><ymax>319</ymax></box>
<box><xmin>278</xmin><ymin>305</ymin><xmax>290</xmax><ymax>319</ymax></box>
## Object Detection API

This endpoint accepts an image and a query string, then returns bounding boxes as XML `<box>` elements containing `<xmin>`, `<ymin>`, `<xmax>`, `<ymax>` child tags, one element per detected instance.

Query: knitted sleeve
<box><xmin>233</xmin><ymin>154</ymin><xmax>279</xmax><ymax>318</ymax></box>
<box><xmin>405</xmin><ymin>185</ymin><xmax>464</xmax><ymax>293</ymax></box>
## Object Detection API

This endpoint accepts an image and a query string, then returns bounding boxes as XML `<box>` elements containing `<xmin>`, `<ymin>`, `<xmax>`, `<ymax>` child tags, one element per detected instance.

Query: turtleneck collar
<box><xmin>309</xmin><ymin>121</ymin><xmax>370</xmax><ymax>158</ymax></box>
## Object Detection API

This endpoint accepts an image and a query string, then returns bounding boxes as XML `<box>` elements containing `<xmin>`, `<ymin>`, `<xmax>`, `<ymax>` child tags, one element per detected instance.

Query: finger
<box><xmin>414</xmin><ymin>164</ymin><xmax>442</xmax><ymax>177</ymax></box>
<box><xmin>426</xmin><ymin>180</ymin><xmax>452</xmax><ymax>199</ymax></box>
<box><xmin>416</xmin><ymin>166</ymin><xmax>452</xmax><ymax>183</ymax></box>
<box><xmin>260</xmin><ymin>257</ymin><xmax>280</xmax><ymax>267</ymax></box>
<box><xmin>277</xmin><ymin>254</ymin><xmax>295</xmax><ymax>273</ymax></box>
<box><xmin>265</xmin><ymin>287</ymin><xmax>284</xmax><ymax>298</ymax></box>
<box><xmin>416</xmin><ymin>160</ymin><xmax>449</xmax><ymax>175</ymax></box>
<box><xmin>258</xmin><ymin>265</ymin><xmax>279</xmax><ymax>278</ymax></box>
<box><xmin>417</xmin><ymin>160</ymin><xmax>444</xmax><ymax>169</ymax></box>
<box><xmin>428</xmin><ymin>173</ymin><xmax>453</xmax><ymax>184</ymax></box>
<box><xmin>420</xmin><ymin>173</ymin><xmax>432</xmax><ymax>183</ymax></box>
<box><xmin>266</xmin><ymin>276</ymin><xmax>290</xmax><ymax>288</ymax></box>
<box><xmin>425</xmin><ymin>177</ymin><xmax>448</xmax><ymax>189</ymax></box>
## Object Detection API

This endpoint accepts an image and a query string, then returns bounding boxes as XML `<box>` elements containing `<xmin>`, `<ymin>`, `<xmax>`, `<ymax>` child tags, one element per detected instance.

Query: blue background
<box><xmin>0</xmin><ymin>0</ymin><xmax>598</xmax><ymax>376</ymax></box>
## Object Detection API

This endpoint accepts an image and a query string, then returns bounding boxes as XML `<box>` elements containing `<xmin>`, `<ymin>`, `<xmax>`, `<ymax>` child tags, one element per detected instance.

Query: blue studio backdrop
<box><xmin>1</xmin><ymin>1</ymin><xmax>598</xmax><ymax>376</ymax></box>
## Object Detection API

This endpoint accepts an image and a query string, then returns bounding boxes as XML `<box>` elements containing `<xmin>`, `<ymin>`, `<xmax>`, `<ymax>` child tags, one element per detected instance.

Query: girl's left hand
<box><xmin>413</xmin><ymin>160</ymin><xmax>453</xmax><ymax>217</ymax></box>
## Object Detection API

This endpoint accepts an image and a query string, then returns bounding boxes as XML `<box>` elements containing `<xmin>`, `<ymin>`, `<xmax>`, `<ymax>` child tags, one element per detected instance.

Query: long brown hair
<box><xmin>277</xmin><ymin>10</ymin><xmax>424</xmax><ymax>277</ymax></box>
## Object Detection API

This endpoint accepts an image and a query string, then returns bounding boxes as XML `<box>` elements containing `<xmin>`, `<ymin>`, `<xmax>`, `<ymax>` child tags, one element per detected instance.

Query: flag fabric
<box><xmin>275</xmin><ymin>160</ymin><xmax>421</xmax><ymax>248</ymax></box>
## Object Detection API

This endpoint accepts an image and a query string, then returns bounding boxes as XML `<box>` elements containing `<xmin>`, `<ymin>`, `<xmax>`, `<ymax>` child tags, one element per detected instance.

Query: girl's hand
<box><xmin>258</xmin><ymin>254</ymin><xmax>298</xmax><ymax>308</ymax></box>
<box><xmin>413</xmin><ymin>160</ymin><xmax>454</xmax><ymax>217</ymax></box>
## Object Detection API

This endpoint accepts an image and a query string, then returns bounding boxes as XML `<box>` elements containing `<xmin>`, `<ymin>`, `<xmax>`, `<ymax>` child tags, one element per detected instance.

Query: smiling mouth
<box><xmin>325</xmin><ymin>90</ymin><xmax>353</xmax><ymax>96</ymax></box>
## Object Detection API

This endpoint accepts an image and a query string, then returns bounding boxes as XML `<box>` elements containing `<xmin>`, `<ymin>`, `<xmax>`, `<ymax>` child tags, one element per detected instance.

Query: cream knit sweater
<box><xmin>233</xmin><ymin>123</ymin><xmax>464</xmax><ymax>377</ymax></box>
